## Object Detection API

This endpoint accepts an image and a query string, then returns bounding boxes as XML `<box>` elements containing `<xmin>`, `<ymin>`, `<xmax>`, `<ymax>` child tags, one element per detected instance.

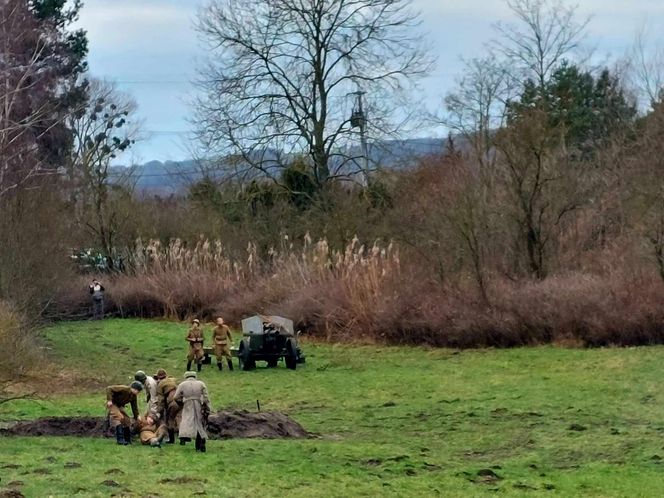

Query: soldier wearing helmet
<box><xmin>105</xmin><ymin>381</ymin><xmax>143</xmax><ymax>445</ymax></box>
<box><xmin>134</xmin><ymin>370</ymin><xmax>158</xmax><ymax>416</ymax></box>
<box><xmin>154</xmin><ymin>368</ymin><xmax>180</xmax><ymax>444</ymax></box>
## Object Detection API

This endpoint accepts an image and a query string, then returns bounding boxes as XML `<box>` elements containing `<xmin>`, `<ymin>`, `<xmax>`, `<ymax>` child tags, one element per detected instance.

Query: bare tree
<box><xmin>630</xmin><ymin>24</ymin><xmax>664</xmax><ymax>110</ymax></box>
<box><xmin>0</xmin><ymin>1</ymin><xmax>63</xmax><ymax>197</ymax></box>
<box><xmin>495</xmin><ymin>109</ymin><xmax>584</xmax><ymax>279</ymax></box>
<box><xmin>494</xmin><ymin>0</ymin><xmax>589</xmax><ymax>92</ymax></box>
<box><xmin>443</xmin><ymin>55</ymin><xmax>515</xmax><ymax>169</ymax></box>
<box><xmin>646</xmin><ymin>193</ymin><xmax>664</xmax><ymax>282</ymax></box>
<box><xmin>436</xmin><ymin>153</ymin><xmax>492</xmax><ymax>303</ymax></box>
<box><xmin>193</xmin><ymin>0</ymin><xmax>433</xmax><ymax>191</ymax></box>
<box><xmin>627</xmin><ymin>103</ymin><xmax>664</xmax><ymax>281</ymax></box>
<box><xmin>67</xmin><ymin>80</ymin><xmax>140</xmax><ymax>271</ymax></box>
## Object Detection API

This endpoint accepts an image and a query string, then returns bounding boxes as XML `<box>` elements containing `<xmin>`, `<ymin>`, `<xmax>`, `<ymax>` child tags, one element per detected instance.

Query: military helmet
<box><xmin>184</xmin><ymin>371</ymin><xmax>197</xmax><ymax>379</ymax></box>
<box><xmin>134</xmin><ymin>370</ymin><xmax>147</xmax><ymax>383</ymax></box>
<box><xmin>130</xmin><ymin>381</ymin><xmax>144</xmax><ymax>391</ymax></box>
<box><xmin>155</xmin><ymin>368</ymin><xmax>167</xmax><ymax>380</ymax></box>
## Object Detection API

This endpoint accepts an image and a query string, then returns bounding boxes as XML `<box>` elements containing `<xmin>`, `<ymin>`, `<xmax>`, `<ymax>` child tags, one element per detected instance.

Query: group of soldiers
<box><xmin>103</xmin><ymin>317</ymin><xmax>236</xmax><ymax>452</ymax></box>
<box><xmin>186</xmin><ymin>317</ymin><xmax>234</xmax><ymax>372</ymax></box>
<box><xmin>105</xmin><ymin>367</ymin><xmax>211</xmax><ymax>452</ymax></box>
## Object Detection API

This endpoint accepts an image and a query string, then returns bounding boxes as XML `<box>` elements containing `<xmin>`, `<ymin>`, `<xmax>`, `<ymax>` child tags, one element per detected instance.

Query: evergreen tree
<box><xmin>508</xmin><ymin>62</ymin><xmax>636</xmax><ymax>151</ymax></box>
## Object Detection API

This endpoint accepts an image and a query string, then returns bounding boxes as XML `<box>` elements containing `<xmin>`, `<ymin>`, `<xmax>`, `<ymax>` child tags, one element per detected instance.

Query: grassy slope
<box><xmin>0</xmin><ymin>319</ymin><xmax>663</xmax><ymax>497</ymax></box>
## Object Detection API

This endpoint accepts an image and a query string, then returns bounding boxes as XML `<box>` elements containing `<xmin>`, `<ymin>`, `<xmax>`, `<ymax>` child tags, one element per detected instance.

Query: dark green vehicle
<box><xmin>237</xmin><ymin>315</ymin><xmax>305</xmax><ymax>370</ymax></box>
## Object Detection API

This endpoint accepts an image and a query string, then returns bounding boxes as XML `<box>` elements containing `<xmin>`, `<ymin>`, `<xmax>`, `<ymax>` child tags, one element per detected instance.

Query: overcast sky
<box><xmin>77</xmin><ymin>0</ymin><xmax>664</xmax><ymax>164</ymax></box>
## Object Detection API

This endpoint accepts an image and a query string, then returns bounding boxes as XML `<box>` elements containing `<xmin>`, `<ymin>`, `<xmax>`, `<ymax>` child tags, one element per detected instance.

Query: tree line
<box><xmin>1</xmin><ymin>0</ymin><xmax>664</xmax><ymax>339</ymax></box>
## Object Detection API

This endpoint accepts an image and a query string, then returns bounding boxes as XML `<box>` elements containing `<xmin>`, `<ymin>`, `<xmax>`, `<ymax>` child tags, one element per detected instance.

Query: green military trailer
<box><xmin>235</xmin><ymin>315</ymin><xmax>305</xmax><ymax>370</ymax></box>
<box><xmin>202</xmin><ymin>345</ymin><xmax>239</xmax><ymax>364</ymax></box>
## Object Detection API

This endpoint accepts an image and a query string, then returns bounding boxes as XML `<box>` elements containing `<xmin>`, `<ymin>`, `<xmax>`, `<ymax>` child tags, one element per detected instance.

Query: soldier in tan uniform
<box><xmin>154</xmin><ymin>368</ymin><xmax>180</xmax><ymax>444</ymax></box>
<box><xmin>174</xmin><ymin>371</ymin><xmax>211</xmax><ymax>453</ymax></box>
<box><xmin>186</xmin><ymin>318</ymin><xmax>205</xmax><ymax>372</ymax></box>
<box><xmin>105</xmin><ymin>381</ymin><xmax>142</xmax><ymax>445</ymax></box>
<box><xmin>136</xmin><ymin>414</ymin><xmax>168</xmax><ymax>447</ymax></box>
<box><xmin>212</xmin><ymin>317</ymin><xmax>234</xmax><ymax>371</ymax></box>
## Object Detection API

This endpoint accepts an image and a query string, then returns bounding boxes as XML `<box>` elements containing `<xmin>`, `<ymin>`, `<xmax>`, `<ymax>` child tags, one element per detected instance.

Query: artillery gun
<box><xmin>236</xmin><ymin>315</ymin><xmax>305</xmax><ymax>370</ymax></box>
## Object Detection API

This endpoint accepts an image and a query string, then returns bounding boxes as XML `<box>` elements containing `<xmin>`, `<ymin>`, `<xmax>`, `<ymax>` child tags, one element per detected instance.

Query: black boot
<box><xmin>124</xmin><ymin>426</ymin><xmax>132</xmax><ymax>445</ymax></box>
<box><xmin>186</xmin><ymin>360</ymin><xmax>192</xmax><ymax>371</ymax></box>
<box><xmin>197</xmin><ymin>361</ymin><xmax>202</xmax><ymax>372</ymax></box>
<box><xmin>195</xmin><ymin>434</ymin><xmax>202</xmax><ymax>452</ymax></box>
<box><xmin>115</xmin><ymin>425</ymin><xmax>126</xmax><ymax>445</ymax></box>
<box><xmin>227</xmin><ymin>359</ymin><xmax>234</xmax><ymax>371</ymax></box>
<box><xmin>199</xmin><ymin>438</ymin><xmax>206</xmax><ymax>453</ymax></box>
<box><xmin>167</xmin><ymin>429</ymin><xmax>175</xmax><ymax>444</ymax></box>
<box><xmin>217</xmin><ymin>361</ymin><xmax>223</xmax><ymax>371</ymax></box>
<box><xmin>179</xmin><ymin>437</ymin><xmax>187</xmax><ymax>445</ymax></box>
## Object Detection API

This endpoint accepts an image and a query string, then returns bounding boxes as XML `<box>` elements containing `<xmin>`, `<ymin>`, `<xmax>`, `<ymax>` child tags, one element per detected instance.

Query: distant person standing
<box><xmin>89</xmin><ymin>279</ymin><xmax>105</xmax><ymax>319</ymax></box>
<box><xmin>174</xmin><ymin>371</ymin><xmax>211</xmax><ymax>452</ymax></box>
<box><xmin>186</xmin><ymin>318</ymin><xmax>205</xmax><ymax>372</ymax></box>
<box><xmin>212</xmin><ymin>317</ymin><xmax>233</xmax><ymax>372</ymax></box>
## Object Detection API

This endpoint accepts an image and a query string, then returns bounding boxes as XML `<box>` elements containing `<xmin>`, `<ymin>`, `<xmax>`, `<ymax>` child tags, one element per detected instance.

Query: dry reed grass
<box><xmin>50</xmin><ymin>236</ymin><xmax>664</xmax><ymax>348</ymax></box>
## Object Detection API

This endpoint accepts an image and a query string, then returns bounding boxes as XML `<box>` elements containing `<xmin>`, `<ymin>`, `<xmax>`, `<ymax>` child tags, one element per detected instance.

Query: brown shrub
<box><xmin>0</xmin><ymin>301</ymin><xmax>42</xmax><ymax>380</ymax></box>
<box><xmin>49</xmin><ymin>236</ymin><xmax>664</xmax><ymax>348</ymax></box>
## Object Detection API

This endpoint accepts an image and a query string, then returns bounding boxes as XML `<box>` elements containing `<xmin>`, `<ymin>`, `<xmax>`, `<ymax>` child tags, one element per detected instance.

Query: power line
<box><xmin>145</xmin><ymin>130</ymin><xmax>191</xmax><ymax>135</ymax></box>
<box><xmin>113</xmin><ymin>72</ymin><xmax>454</xmax><ymax>86</ymax></box>
<box><xmin>115</xmin><ymin>80</ymin><xmax>191</xmax><ymax>85</ymax></box>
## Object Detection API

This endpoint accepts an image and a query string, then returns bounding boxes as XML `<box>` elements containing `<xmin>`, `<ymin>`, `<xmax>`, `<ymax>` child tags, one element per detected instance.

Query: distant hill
<box><xmin>113</xmin><ymin>137</ymin><xmax>448</xmax><ymax>194</ymax></box>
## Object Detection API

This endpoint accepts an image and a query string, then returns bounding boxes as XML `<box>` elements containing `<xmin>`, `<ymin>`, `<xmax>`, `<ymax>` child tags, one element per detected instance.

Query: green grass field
<box><xmin>1</xmin><ymin>319</ymin><xmax>664</xmax><ymax>497</ymax></box>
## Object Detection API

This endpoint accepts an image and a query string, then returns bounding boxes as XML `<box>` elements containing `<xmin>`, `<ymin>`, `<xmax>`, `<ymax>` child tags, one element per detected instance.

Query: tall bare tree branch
<box><xmin>193</xmin><ymin>0</ymin><xmax>433</xmax><ymax>190</ymax></box>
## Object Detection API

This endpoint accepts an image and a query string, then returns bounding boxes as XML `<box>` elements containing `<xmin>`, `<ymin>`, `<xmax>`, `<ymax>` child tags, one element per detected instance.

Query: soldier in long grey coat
<box><xmin>174</xmin><ymin>371</ymin><xmax>211</xmax><ymax>453</ymax></box>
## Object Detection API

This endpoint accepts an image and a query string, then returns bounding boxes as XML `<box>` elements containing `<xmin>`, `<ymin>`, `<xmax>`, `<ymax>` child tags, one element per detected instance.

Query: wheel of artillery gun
<box><xmin>285</xmin><ymin>338</ymin><xmax>298</xmax><ymax>370</ymax></box>
<box><xmin>239</xmin><ymin>340</ymin><xmax>255</xmax><ymax>371</ymax></box>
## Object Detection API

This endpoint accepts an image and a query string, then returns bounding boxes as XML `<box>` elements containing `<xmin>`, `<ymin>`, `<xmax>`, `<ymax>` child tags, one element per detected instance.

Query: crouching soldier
<box><xmin>136</xmin><ymin>414</ymin><xmax>168</xmax><ymax>447</ymax></box>
<box><xmin>174</xmin><ymin>371</ymin><xmax>211</xmax><ymax>453</ymax></box>
<box><xmin>212</xmin><ymin>317</ymin><xmax>233</xmax><ymax>371</ymax></box>
<box><xmin>155</xmin><ymin>368</ymin><xmax>180</xmax><ymax>444</ymax></box>
<box><xmin>105</xmin><ymin>381</ymin><xmax>142</xmax><ymax>445</ymax></box>
<box><xmin>186</xmin><ymin>318</ymin><xmax>205</xmax><ymax>372</ymax></box>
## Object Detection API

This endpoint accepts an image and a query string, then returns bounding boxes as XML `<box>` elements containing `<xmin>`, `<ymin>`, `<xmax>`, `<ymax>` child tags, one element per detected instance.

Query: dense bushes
<box><xmin>50</xmin><ymin>237</ymin><xmax>664</xmax><ymax>348</ymax></box>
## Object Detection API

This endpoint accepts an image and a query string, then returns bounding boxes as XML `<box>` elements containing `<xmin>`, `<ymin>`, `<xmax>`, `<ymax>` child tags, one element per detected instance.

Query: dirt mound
<box><xmin>0</xmin><ymin>410</ymin><xmax>308</xmax><ymax>439</ymax></box>
<box><xmin>207</xmin><ymin>410</ymin><xmax>309</xmax><ymax>439</ymax></box>
<box><xmin>1</xmin><ymin>416</ymin><xmax>106</xmax><ymax>437</ymax></box>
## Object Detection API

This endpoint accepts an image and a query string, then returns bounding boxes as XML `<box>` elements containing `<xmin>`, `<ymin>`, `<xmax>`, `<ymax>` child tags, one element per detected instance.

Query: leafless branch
<box><xmin>193</xmin><ymin>0</ymin><xmax>434</xmax><ymax>188</ymax></box>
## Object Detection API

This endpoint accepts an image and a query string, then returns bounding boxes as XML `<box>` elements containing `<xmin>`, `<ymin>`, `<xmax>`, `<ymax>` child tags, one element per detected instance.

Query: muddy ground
<box><xmin>0</xmin><ymin>410</ymin><xmax>308</xmax><ymax>439</ymax></box>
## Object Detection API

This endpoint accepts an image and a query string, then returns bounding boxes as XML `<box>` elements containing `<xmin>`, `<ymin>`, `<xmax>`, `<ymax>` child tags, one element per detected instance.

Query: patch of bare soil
<box><xmin>0</xmin><ymin>490</ymin><xmax>24</xmax><ymax>498</ymax></box>
<box><xmin>159</xmin><ymin>476</ymin><xmax>206</xmax><ymax>485</ymax></box>
<box><xmin>0</xmin><ymin>410</ymin><xmax>308</xmax><ymax>439</ymax></box>
<box><xmin>1</xmin><ymin>416</ymin><xmax>106</xmax><ymax>437</ymax></box>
